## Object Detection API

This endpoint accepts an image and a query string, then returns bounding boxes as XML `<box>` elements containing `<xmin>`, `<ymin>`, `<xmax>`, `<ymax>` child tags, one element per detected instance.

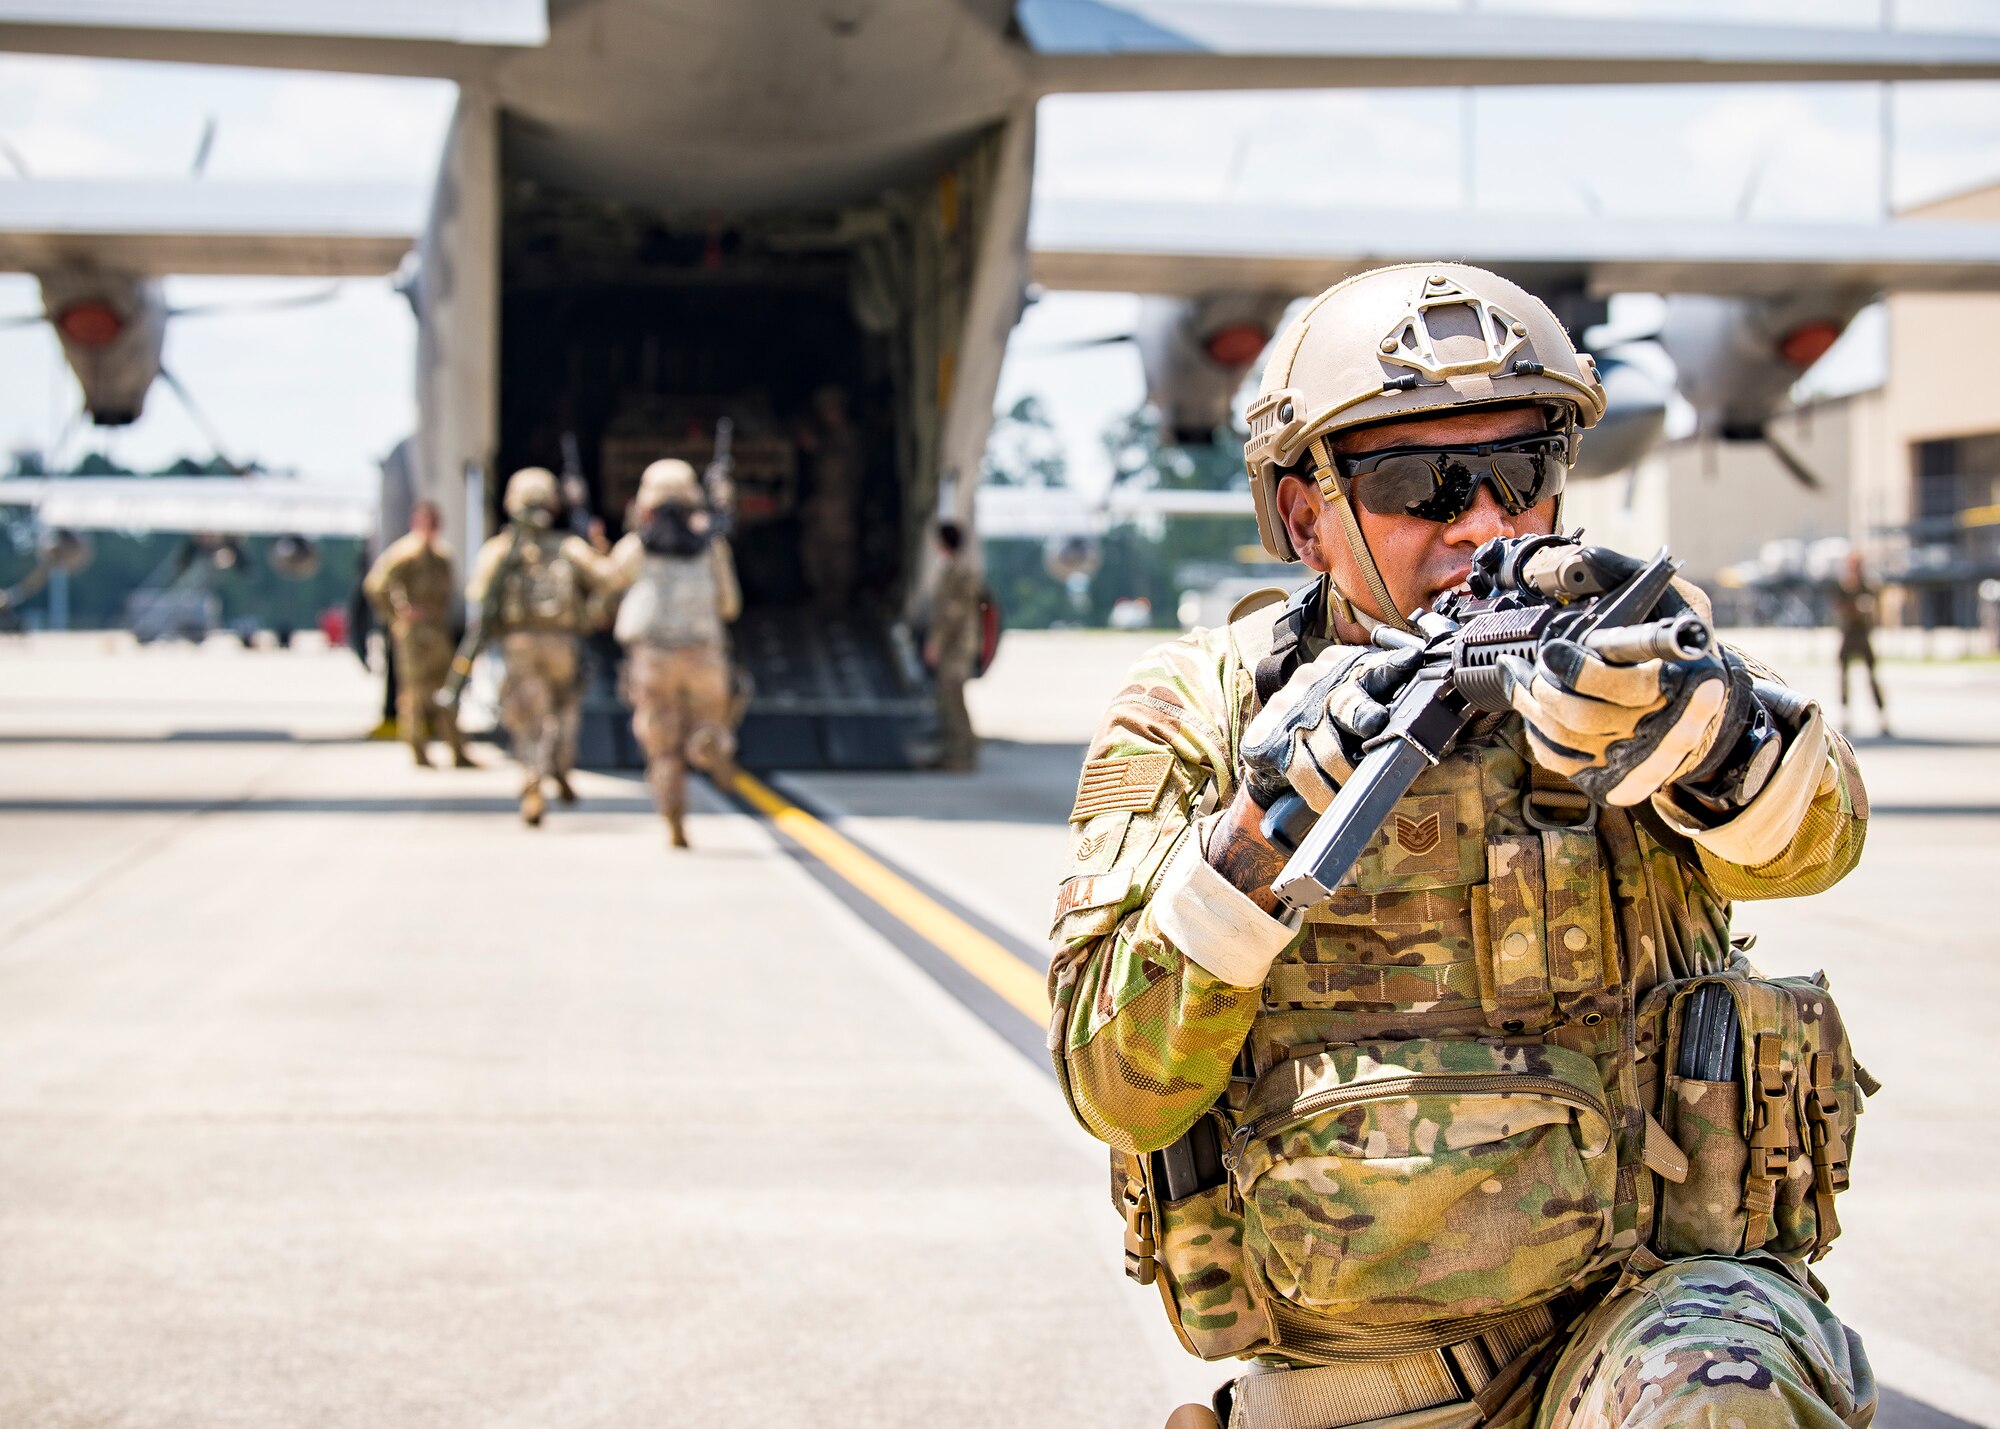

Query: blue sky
<box><xmin>5</xmin><ymin>3</ymin><xmax>2000</xmax><ymax>491</ymax></box>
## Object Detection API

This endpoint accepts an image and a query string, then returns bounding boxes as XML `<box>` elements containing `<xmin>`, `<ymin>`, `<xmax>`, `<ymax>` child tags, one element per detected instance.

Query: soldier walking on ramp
<box><xmin>466</xmin><ymin>467</ymin><xmax>615</xmax><ymax>827</ymax></box>
<box><xmin>363</xmin><ymin>500</ymin><xmax>472</xmax><ymax>769</ymax></box>
<box><xmin>924</xmin><ymin>520</ymin><xmax>983</xmax><ymax>771</ymax></box>
<box><xmin>606</xmin><ymin>458</ymin><xmax>742</xmax><ymax>848</ymax></box>
<box><xmin>1831</xmin><ymin>550</ymin><xmax>1890</xmax><ymax>737</ymax></box>
<box><xmin>1050</xmin><ymin>264</ymin><xmax>1876</xmax><ymax>1429</ymax></box>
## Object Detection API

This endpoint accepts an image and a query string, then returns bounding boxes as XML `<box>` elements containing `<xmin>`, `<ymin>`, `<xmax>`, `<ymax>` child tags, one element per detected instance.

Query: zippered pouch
<box><xmin>1227</xmin><ymin>1038</ymin><xmax>1617</xmax><ymax>1328</ymax></box>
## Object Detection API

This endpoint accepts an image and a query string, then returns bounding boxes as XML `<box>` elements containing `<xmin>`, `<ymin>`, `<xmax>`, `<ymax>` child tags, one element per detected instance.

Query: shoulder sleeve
<box><xmin>605</xmin><ymin>533</ymin><xmax>645</xmax><ymax>590</ymax></box>
<box><xmin>560</xmin><ymin>535</ymin><xmax>616</xmax><ymax>590</ymax></box>
<box><xmin>1047</xmin><ymin>626</ymin><xmax>1272</xmax><ymax>1153</ymax></box>
<box><xmin>1651</xmin><ymin>650</ymin><xmax>1867</xmax><ymax>901</ymax></box>
<box><xmin>361</xmin><ymin>540</ymin><xmax>400</xmax><ymax>605</ymax></box>
<box><xmin>465</xmin><ymin>535</ymin><xmax>509</xmax><ymax>605</ymax></box>
<box><xmin>711</xmin><ymin>538</ymin><xmax>742</xmax><ymax>622</ymax></box>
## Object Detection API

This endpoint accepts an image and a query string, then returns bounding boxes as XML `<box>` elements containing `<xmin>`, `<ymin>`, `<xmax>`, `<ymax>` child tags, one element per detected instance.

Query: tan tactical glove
<box><xmin>1499</xmin><ymin>640</ymin><xmax>1745</xmax><ymax>807</ymax></box>
<box><xmin>1241</xmin><ymin>643</ymin><xmax>1423</xmax><ymax>813</ymax></box>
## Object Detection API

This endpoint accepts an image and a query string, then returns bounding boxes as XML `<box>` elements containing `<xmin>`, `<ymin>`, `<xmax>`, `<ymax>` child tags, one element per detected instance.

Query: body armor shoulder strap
<box><xmin>1253</xmin><ymin>577</ymin><xmax>1327</xmax><ymax>707</ymax></box>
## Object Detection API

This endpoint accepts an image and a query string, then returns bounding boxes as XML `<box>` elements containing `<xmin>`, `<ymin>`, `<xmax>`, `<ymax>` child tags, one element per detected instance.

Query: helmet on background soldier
<box><xmin>636</xmin><ymin>458</ymin><xmax>702</xmax><ymax>512</ymax></box>
<box><xmin>1242</xmin><ymin>264</ymin><xmax>1606</xmax><ymax>624</ymax></box>
<box><xmin>504</xmin><ymin>466</ymin><xmax>561</xmax><ymax>525</ymax></box>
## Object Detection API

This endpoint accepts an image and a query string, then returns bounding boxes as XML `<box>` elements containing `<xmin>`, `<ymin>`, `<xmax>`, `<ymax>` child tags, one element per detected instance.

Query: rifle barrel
<box><xmin>1582</xmin><ymin>612</ymin><xmax>1711</xmax><ymax>665</ymax></box>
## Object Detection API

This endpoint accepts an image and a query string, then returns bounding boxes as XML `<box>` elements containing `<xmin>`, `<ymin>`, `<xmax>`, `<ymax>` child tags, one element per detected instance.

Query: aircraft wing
<box><xmin>1029</xmin><ymin>200</ymin><xmax>2000</xmax><ymax>298</ymax></box>
<box><xmin>1020</xmin><ymin>1</ymin><xmax>2000</xmax><ymax>92</ymax></box>
<box><xmin>0</xmin><ymin>477</ymin><xmax>375</xmax><ymax>537</ymax></box>
<box><xmin>0</xmin><ymin>180</ymin><xmax>425</xmax><ymax>277</ymax></box>
<box><xmin>0</xmin><ymin>0</ymin><xmax>543</xmax><ymax>78</ymax></box>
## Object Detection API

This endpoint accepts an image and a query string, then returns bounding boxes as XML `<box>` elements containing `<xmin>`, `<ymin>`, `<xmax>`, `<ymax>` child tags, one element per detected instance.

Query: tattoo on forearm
<box><xmin>1207</xmin><ymin>827</ymin><xmax>1287</xmax><ymax>912</ymax></box>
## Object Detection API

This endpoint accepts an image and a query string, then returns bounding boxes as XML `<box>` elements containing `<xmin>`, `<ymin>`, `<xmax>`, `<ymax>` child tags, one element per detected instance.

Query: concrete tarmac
<box><xmin>2</xmin><ymin>629</ymin><xmax>1995</xmax><ymax>1428</ymax></box>
<box><xmin>0</xmin><ymin>635</ymin><xmax>1187</xmax><ymax>1428</ymax></box>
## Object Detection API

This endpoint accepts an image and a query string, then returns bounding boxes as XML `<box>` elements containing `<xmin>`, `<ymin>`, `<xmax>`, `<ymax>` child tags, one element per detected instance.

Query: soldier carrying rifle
<box><xmin>1049</xmin><ymin>265</ymin><xmax>1875</xmax><ymax>1429</ymax></box>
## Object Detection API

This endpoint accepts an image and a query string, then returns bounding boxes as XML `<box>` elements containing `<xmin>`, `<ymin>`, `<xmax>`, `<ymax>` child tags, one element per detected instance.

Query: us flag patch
<box><xmin>1069</xmin><ymin>754</ymin><xmax>1174</xmax><ymax>822</ymax></box>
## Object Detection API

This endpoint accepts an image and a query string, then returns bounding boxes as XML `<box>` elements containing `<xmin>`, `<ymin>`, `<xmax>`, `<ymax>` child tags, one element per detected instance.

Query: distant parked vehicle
<box><xmin>127</xmin><ymin>588</ymin><xmax>220</xmax><ymax>644</ymax></box>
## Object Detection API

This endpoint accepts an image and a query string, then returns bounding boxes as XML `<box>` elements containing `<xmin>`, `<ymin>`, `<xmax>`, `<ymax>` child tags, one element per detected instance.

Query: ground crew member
<box><xmin>606</xmin><ymin>458</ymin><xmax>742</xmax><ymax>848</ymax></box>
<box><xmin>1049</xmin><ymin>264</ymin><xmax>1873</xmax><ymax>1429</ymax></box>
<box><xmin>362</xmin><ymin>500</ymin><xmax>472</xmax><ymax>768</ymax></box>
<box><xmin>924</xmin><ymin>520</ymin><xmax>982</xmax><ymax>771</ymax></box>
<box><xmin>1831</xmin><ymin>550</ymin><xmax>1889</xmax><ymax>736</ymax></box>
<box><xmin>467</xmin><ymin>467</ymin><xmax>614</xmax><ymax>827</ymax></box>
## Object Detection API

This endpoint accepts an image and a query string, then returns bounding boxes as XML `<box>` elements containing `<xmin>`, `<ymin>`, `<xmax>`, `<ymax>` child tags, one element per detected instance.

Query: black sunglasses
<box><xmin>1334</xmin><ymin>432</ymin><xmax>1570</xmax><ymax>522</ymax></box>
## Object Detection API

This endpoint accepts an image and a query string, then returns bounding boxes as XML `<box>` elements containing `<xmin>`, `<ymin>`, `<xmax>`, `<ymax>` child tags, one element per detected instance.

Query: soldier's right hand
<box><xmin>1240</xmin><ymin>642</ymin><xmax>1422</xmax><ymax>814</ymax></box>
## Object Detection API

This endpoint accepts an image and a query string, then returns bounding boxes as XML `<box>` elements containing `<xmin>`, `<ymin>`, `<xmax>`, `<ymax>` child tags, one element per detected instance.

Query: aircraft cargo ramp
<box><xmin>576</xmin><ymin>608</ymin><xmax>937</xmax><ymax>772</ymax></box>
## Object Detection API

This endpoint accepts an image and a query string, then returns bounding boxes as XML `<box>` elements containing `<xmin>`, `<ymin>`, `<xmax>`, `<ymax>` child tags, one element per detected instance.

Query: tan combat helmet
<box><xmin>636</xmin><ymin>458</ymin><xmax>702</xmax><ymax>511</ymax></box>
<box><xmin>504</xmin><ymin>466</ymin><xmax>561</xmax><ymax>521</ymax></box>
<box><xmin>1243</xmin><ymin>263</ymin><xmax>1607</xmax><ymax>629</ymax></box>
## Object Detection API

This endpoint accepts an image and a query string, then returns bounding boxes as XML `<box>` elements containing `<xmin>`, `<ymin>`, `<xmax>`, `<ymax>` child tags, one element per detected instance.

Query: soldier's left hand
<box><xmin>1241</xmin><ymin>642</ymin><xmax>1423</xmax><ymax>813</ymax></box>
<box><xmin>1499</xmin><ymin>642</ymin><xmax>1735</xmax><ymax>807</ymax></box>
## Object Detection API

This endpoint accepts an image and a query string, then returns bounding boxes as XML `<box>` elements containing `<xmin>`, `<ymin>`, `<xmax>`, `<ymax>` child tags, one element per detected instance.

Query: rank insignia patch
<box><xmin>1070</xmin><ymin>753</ymin><xmax>1174</xmax><ymax>822</ymax></box>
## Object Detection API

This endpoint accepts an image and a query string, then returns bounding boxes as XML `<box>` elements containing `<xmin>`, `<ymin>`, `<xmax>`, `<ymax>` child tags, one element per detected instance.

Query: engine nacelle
<box><xmin>1657</xmin><ymin>292</ymin><xmax>1868</xmax><ymax>442</ymax></box>
<box><xmin>1571</xmin><ymin>347</ymin><xmax>1671</xmax><ymax>481</ymax></box>
<box><xmin>36</xmin><ymin>269</ymin><xmax>170</xmax><ymax>426</ymax></box>
<box><xmin>1134</xmin><ymin>292</ymin><xmax>1294</xmax><ymax>446</ymax></box>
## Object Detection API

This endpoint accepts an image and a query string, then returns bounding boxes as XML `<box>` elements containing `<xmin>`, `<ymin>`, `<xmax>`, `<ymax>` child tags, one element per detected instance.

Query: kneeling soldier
<box><xmin>1049</xmin><ymin>264</ymin><xmax>1874</xmax><ymax>1429</ymax></box>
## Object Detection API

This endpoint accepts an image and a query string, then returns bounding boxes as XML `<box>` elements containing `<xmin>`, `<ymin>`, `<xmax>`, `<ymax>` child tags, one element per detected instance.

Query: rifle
<box><xmin>558</xmin><ymin>430</ymin><xmax>595</xmax><ymax>539</ymax></box>
<box><xmin>704</xmin><ymin>416</ymin><xmax>735</xmax><ymax>539</ymax></box>
<box><xmin>437</xmin><ymin>524</ymin><xmax>525</xmax><ymax>714</ymax></box>
<box><xmin>1261</xmin><ymin>535</ymin><xmax>1712</xmax><ymax>918</ymax></box>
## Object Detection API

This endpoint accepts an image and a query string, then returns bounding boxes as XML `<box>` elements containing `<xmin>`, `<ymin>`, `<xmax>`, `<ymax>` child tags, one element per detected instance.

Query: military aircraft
<box><xmin>6</xmin><ymin>0</ymin><xmax>2000</xmax><ymax>764</ymax></box>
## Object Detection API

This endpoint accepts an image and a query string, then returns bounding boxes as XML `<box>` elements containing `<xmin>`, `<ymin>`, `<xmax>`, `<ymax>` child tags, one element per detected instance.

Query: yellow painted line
<box><xmin>729</xmin><ymin>769</ymin><xmax>1051</xmax><ymax>1024</ymax></box>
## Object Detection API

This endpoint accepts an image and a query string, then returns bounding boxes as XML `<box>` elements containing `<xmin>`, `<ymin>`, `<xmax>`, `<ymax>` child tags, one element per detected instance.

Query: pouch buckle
<box><xmin>1524</xmin><ymin>788</ymin><xmax>1596</xmax><ymax>833</ymax></box>
<box><xmin>1117</xmin><ymin>1157</ymin><xmax>1157</xmax><ymax>1286</ymax></box>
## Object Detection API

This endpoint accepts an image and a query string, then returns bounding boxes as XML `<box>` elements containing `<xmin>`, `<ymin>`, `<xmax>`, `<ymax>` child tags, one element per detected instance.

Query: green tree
<box><xmin>1102</xmin><ymin>405</ymin><xmax>1245</xmax><ymax>493</ymax></box>
<box><xmin>980</xmin><ymin>395</ymin><xmax>1068</xmax><ymax>488</ymax></box>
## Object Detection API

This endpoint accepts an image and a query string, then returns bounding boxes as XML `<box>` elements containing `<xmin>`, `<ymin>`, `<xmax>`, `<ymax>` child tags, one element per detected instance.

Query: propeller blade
<box><xmin>0</xmin><ymin>135</ymin><xmax>29</xmax><ymax>179</ymax></box>
<box><xmin>1017</xmin><ymin>331</ymin><xmax>1135</xmax><ymax>355</ymax></box>
<box><xmin>1760</xmin><ymin>425</ymin><xmax>1824</xmax><ymax>491</ymax></box>
<box><xmin>0</xmin><ymin>312</ymin><xmax>48</xmax><ymax>331</ymax></box>
<box><xmin>190</xmin><ymin>113</ymin><xmax>217</xmax><ymax>179</ymax></box>
<box><xmin>156</xmin><ymin>367</ymin><xmax>240</xmax><ymax>474</ymax></box>
<box><xmin>169</xmin><ymin>284</ymin><xmax>341</xmax><ymax>320</ymax></box>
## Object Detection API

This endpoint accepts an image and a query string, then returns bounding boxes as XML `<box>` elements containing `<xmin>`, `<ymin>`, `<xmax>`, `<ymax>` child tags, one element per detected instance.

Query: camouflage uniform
<box><xmin>362</xmin><ymin>531</ymin><xmax>468</xmax><ymax>766</ymax></box>
<box><xmin>608</xmin><ymin>528</ymin><xmax>742</xmax><ymax>846</ymax></box>
<box><xmin>1048</xmin><ymin>592</ymin><xmax>1872</xmax><ymax>1429</ymax></box>
<box><xmin>467</xmin><ymin>526</ymin><xmax>614</xmax><ymax>821</ymax></box>
<box><xmin>1829</xmin><ymin>582</ymin><xmax>1886</xmax><ymax>730</ymax></box>
<box><xmin>928</xmin><ymin>550</ymin><xmax>983</xmax><ymax>771</ymax></box>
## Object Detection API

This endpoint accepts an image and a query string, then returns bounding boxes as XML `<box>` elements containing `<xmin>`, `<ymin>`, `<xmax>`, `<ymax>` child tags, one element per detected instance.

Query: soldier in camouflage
<box><xmin>925</xmin><ymin>520</ymin><xmax>983</xmax><ymax>771</ymax></box>
<box><xmin>467</xmin><ymin>467</ymin><xmax>616</xmax><ymax>827</ymax></box>
<box><xmin>1830</xmin><ymin>551</ymin><xmax>1889</xmax><ymax>737</ymax></box>
<box><xmin>1049</xmin><ymin>264</ymin><xmax>1873</xmax><ymax>1429</ymax></box>
<box><xmin>606</xmin><ymin>458</ymin><xmax>743</xmax><ymax>848</ymax></box>
<box><xmin>363</xmin><ymin>500</ymin><xmax>473</xmax><ymax>769</ymax></box>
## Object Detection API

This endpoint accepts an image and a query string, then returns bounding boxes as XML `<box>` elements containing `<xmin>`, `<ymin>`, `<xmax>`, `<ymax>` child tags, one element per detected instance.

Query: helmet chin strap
<box><xmin>1308</xmin><ymin>436</ymin><xmax>1416</xmax><ymax>636</ymax></box>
